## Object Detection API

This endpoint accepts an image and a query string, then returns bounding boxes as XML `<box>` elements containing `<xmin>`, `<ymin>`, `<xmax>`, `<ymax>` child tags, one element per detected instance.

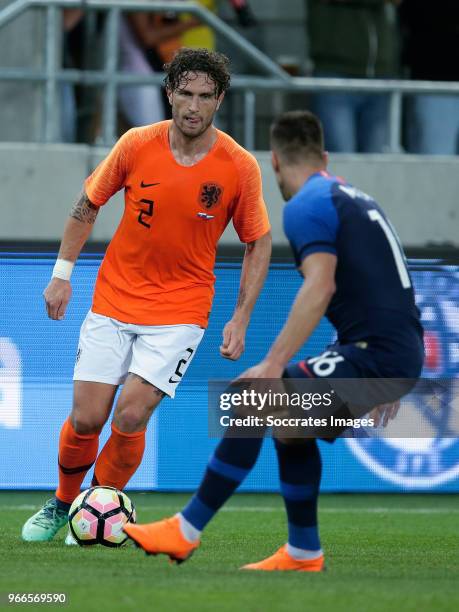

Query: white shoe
<box><xmin>64</xmin><ymin>530</ymin><xmax>78</xmax><ymax>546</ymax></box>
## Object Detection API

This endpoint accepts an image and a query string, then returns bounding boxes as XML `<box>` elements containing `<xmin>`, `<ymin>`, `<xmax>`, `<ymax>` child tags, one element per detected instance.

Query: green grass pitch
<box><xmin>0</xmin><ymin>491</ymin><xmax>457</xmax><ymax>612</ymax></box>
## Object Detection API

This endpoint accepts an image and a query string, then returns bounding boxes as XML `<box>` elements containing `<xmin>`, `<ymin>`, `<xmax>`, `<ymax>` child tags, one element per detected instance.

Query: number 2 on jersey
<box><xmin>368</xmin><ymin>209</ymin><xmax>411</xmax><ymax>289</ymax></box>
<box><xmin>138</xmin><ymin>199</ymin><xmax>154</xmax><ymax>228</ymax></box>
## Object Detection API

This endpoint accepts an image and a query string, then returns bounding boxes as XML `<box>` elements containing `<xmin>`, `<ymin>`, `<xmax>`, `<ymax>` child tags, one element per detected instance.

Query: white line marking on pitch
<box><xmin>225</xmin><ymin>507</ymin><xmax>459</xmax><ymax>514</ymax></box>
<box><xmin>4</xmin><ymin>504</ymin><xmax>459</xmax><ymax>514</ymax></box>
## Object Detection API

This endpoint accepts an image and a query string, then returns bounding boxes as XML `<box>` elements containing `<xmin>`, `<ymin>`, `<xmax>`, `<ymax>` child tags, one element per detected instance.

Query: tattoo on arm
<box><xmin>70</xmin><ymin>191</ymin><xmax>99</xmax><ymax>224</ymax></box>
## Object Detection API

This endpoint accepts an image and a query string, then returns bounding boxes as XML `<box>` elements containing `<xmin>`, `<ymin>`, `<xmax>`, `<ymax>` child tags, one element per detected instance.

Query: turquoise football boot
<box><xmin>21</xmin><ymin>498</ymin><xmax>69</xmax><ymax>542</ymax></box>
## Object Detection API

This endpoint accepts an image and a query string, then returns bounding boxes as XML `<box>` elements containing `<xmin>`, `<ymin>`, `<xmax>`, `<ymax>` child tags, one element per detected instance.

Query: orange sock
<box><xmin>55</xmin><ymin>418</ymin><xmax>99</xmax><ymax>504</ymax></box>
<box><xmin>92</xmin><ymin>423</ymin><xmax>146</xmax><ymax>490</ymax></box>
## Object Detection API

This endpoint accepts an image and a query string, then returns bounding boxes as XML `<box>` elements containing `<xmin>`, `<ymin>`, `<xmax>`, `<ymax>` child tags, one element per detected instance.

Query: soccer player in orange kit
<box><xmin>22</xmin><ymin>48</ymin><xmax>271</xmax><ymax>543</ymax></box>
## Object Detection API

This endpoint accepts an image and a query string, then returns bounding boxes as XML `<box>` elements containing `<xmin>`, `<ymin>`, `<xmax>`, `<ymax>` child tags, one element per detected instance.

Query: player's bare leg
<box><xmin>113</xmin><ymin>373</ymin><xmax>165</xmax><ymax>433</ymax></box>
<box><xmin>70</xmin><ymin>381</ymin><xmax>118</xmax><ymax>434</ymax></box>
<box><xmin>65</xmin><ymin>376</ymin><xmax>164</xmax><ymax>545</ymax></box>
<box><xmin>65</xmin><ymin>377</ymin><xmax>164</xmax><ymax>545</ymax></box>
<box><xmin>22</xmin><ymin>382</ymin><xmax>117</xmax><ymax>542</ymax></box>
<box><xmin>92</xmin><ymin>374</ymin><xmax>165</xmax><ymax>490</ymax></box>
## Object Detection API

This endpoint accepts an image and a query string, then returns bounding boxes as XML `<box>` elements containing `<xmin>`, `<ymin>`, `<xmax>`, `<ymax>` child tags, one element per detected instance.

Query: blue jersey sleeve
<box><xmin>283</xmin><ymin>195</ymin><xmax>339</xmax><ymax>261</ymax></box>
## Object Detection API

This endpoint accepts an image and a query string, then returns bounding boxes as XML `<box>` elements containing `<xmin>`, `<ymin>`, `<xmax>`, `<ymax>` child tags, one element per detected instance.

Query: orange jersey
<box><xmin>84</xmin><ymin>122</ymin><xmax>270</xmax><ymax>327</ymax></box>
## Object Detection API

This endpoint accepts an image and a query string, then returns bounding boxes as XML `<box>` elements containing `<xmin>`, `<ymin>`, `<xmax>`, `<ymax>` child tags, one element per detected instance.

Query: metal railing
<box><xmin>1</xmin><ymin>0</ymin><xmax>459</xmax><ymax>150</ymax></box>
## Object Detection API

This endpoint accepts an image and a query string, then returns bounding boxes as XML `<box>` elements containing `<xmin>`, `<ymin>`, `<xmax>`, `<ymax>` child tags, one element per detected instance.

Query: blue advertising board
<box><xmin>1</xmin><ymin>256</ymin><xmax>458</xmax><ymax>492</ymax></box>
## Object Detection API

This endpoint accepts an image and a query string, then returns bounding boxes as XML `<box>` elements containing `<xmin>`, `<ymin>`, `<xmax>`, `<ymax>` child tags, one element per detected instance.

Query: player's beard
<box><xmin>174</xmin><ymin>108</ymin><xmax>215</xmax><ymax>140</ymax></box>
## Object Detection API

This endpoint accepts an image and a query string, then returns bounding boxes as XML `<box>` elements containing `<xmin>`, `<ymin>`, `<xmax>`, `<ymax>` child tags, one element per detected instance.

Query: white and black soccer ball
<box><xmin>68</xmin><ymin>486</ymin><xmax>136</xmax><ymax>547</ymax></box>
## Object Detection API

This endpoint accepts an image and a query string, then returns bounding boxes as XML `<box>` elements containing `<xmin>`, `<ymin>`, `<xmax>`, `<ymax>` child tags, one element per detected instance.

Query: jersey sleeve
<box><xmin>84</xmin><ymin>129</ymin><xmax>138</xmax><ymax>206</ymax></box>
<box><xmin>283</xmin><ymin>196</ymin><xmax>339</xmax><ymax>261</ymax></box>
<box><xmin>231</xmin><ymin>151</ymin><xmax>271</xmax><ymax>243</ymax></box>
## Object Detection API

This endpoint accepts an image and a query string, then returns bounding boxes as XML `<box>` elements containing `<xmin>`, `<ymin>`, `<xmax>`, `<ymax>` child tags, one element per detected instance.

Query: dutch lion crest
<box><xmin>199</xmin><ymin>183</ymin><xmax>223</xmax><ymax>210</ymax></box>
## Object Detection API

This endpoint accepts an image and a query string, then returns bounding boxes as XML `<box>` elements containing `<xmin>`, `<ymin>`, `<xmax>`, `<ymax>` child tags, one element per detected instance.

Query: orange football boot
<box><xmin>241</xmin><ymin>545</ymin><xmax>325</xmax><ymax>572</ymax></box>
<box><xmin>123</xmin><ymin>516</ymin><xmax>200</xmax><ymax>564</ymax></box>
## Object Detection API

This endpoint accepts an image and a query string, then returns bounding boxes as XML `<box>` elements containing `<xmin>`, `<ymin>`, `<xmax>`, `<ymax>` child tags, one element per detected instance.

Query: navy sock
<box><xmin>182</xmin><ymin>436</ymin><xmax>263</xmax><ymax>531</ymax></box>
<box><xmin>274</xmin><ymin>439</ymin><xmax>322</xmax><ymax>551</ymax></box>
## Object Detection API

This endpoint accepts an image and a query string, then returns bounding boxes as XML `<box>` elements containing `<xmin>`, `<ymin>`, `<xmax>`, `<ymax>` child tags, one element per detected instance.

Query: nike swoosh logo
<box><xmin>168</xmin><ymin>377</ymin><xmax>180</xmax><ymax>384</ymax></box>
<box><xmin>141</xmin><ymin>181</ymin><xmax>160</xmax><ymax>188</ymax></box>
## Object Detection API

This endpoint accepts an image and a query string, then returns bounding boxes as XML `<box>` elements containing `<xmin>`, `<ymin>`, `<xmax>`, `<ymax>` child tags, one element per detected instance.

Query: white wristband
<box><xmin>52</xmin><ymin>258</ymin><xmax>74</xmax><ymax>281</ymax></box>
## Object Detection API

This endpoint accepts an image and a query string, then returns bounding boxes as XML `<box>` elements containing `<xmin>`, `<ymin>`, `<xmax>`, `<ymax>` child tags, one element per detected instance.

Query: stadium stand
<box><xmin>0</xmin><ymin>0</ymin><xmax>458</xmax><ymax>254</ymax></box>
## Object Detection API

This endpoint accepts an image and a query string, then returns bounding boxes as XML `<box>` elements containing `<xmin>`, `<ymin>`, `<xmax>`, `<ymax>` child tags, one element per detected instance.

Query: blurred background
<box><xmin>0</xmin><ymin>0</ymin><xmax>458</xmax><ymax>494</ymax></box>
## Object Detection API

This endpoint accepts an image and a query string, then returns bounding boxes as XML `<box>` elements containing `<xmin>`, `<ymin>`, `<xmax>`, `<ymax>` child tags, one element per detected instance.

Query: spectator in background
<box><xmin>119</xmin><ymin>1</ymin><xmax>257</xmax><ymax>129</ymax></box>
<box><xmin>61</xmin><ymin>9</ymin><xmax>84</xmax><ymax>142</ymax></box>
<box><xmin>118</xmin><ymin>11</ymin><xmax>201</xmax><ymax>128</ymax></box>
<box><xmin>151</xmin><ymin>0</ymin><xmax>257</xmax><ymax>59</ymax></box>
<box><xmin>400</xmin><ymin>0</ymin><xmax>459</xmax><ymax>155</ymax></box>
<box><xmin>181</xmin><ymin>0</ymin><xmax>256</xmax><ymax>50</ymax></box>
<box><xmin>306</xmin><ymin>0</ymin><xmax>401</xmax><ymax>153</ymax></box>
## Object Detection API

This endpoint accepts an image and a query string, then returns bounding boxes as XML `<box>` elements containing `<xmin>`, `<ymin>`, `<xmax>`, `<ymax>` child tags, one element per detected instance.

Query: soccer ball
<box><xmin>68</xmin><ymin>486</ymin><xmax>136</xmax><ymax>547</ymax></box>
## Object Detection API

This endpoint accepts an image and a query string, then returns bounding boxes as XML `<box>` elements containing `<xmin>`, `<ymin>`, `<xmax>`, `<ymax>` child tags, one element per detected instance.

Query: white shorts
<box><xmin>73</xmin><ymin>311</ymin><xmax>204</xmax><ymax>398</ymax></box>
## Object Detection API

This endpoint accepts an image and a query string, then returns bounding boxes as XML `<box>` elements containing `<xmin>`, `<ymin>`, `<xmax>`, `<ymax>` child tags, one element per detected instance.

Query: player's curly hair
<box><xmin>164</xmin><ymin>48</ymin><xmax>231</xmax><ymax>97</ymax></box>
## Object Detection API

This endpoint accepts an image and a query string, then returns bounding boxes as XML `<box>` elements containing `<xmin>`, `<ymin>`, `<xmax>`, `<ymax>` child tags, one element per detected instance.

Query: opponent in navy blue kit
<box><xmin>284</xmin><ymin>170</ymin><xmax>424</xmax><ymax>382</ymax></box>
<box><xmin>125</xmin><ymin>111</ymin><xmax>425</xmax><ymax>572</ymax></box>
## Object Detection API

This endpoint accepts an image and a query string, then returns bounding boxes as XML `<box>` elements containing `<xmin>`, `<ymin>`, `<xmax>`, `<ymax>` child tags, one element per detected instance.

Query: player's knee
<box><xmin>70</xmin><ymin>412</ymin><xmax>105</xmax><ymax>435</ymax></box>
<box><xmin>113</xmin><ymin>402</ymin><xmax>151</xmax><ymax>433</ymax></box>
<box><xmin>71</xmin><ymin>386</ymin><xmax>112</xmax><ymax>434</ymax></box>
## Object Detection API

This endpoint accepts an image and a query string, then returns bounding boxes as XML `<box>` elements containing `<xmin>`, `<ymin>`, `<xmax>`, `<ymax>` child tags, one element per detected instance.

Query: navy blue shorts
<box><xmin>285</xmin><ymin>346</ymin><xmax>364</xmax><ymax>379</ymax></box>
<box><xmin>282</xmin><ymin>343</ymin><xmax>418</xmax><ymax>440</ymax></box>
